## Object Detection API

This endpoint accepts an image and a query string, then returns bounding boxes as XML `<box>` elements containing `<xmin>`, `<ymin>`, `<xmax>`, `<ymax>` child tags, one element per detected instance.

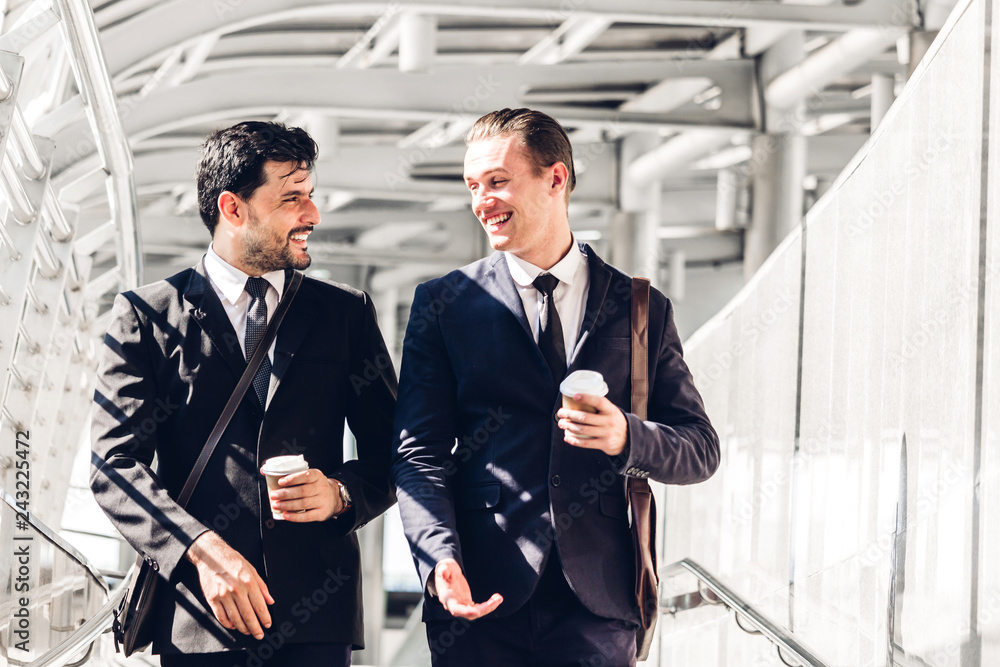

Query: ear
<box><xmin>549</xmin><ymin>162</ymin><xmax>569</xmax><ymax>198</ymax></box>
<box><xmin>217</xmin><ymin>191</ymin><xmax>245</xmax><ymax>229</ymax></box>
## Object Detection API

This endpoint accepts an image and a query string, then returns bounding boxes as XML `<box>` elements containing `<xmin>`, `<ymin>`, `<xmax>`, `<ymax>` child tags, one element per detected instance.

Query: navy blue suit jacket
<box><xmin>391</xmin><ymin>244</ymin><xmax>719</xmax><ymax>623</ymax></box>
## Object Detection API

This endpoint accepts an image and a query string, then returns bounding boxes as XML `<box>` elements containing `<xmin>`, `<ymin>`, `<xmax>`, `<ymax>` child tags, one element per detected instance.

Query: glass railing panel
<box><xmin>669</xmin><ymin>230</ymin><xmax>803</xmax><ymax>630</ymax></box>
<box><xmin>0</xmin><ymin>489</ymin><xmax>108</xmax><ymax>665</ymax></box>
<box><xmin>977</xmin><ymin>0</ymin><xmax>1000</xmax><ymax>664</ymax></box>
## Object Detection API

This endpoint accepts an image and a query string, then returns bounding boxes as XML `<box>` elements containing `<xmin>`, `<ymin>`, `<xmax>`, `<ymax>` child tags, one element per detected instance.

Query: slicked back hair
<box><xmin>465</xmin><ymin>108</ymin><xmax>576</xmax><ymax>202</ymax></box>
<box><xmin>197</xmin><ymin>121</ymin><xmax>318</xmax><ymax>236</ymax></box>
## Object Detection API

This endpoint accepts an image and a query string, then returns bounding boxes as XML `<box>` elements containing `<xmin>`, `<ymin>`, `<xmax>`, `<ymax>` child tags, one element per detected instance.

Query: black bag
<box><xmin>113</xmin><ymin>270</ymin><xmax>302</xmax><ymax>655</ymax></box>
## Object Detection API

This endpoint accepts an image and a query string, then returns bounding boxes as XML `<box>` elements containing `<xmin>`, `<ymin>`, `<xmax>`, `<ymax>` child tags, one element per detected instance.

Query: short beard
<box><xmin>240</xmin><ymin>210</ymin><xmax>312</xmax><ymax>273</ymax></box>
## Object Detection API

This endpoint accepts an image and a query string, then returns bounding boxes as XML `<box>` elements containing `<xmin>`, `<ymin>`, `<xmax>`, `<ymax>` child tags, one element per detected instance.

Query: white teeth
<box><xmin>484</xmin><ymin>212</ymin><xmax>511</xmax><ymax>226</ymax></box>
<box><xmin>290</xmin><ymin>233</ymin><xmax>309</xmax><ymax>241</ymax></box>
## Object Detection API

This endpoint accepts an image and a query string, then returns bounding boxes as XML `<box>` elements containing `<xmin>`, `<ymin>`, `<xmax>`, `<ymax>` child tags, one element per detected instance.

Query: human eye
<box><xmin>492</xmin><ymin>178</ymin><xmax>507</xmax><ymax>186</ymax></box>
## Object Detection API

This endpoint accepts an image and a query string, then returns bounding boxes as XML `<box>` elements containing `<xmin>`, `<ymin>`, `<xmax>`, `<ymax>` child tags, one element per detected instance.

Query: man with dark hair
<box><xmin>91</xmin><ymin>121</ymin><xmax>396</xmax><ymax>666</ymax></box>
<box><xmin>392</xmin><ymin>108</ymin><xmax>719</xmax><ymax>666</ymax></box>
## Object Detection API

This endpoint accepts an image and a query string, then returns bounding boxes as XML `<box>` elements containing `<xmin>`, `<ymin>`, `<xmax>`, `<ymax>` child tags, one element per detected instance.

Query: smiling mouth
<box><xmin>289</xmin><ymin>231</ymin><xmax>310</xmax><ymax>246</ymax></box>
<box><xmin>482</xmin><ymin>212</ymin><xmax>512</xmax><ymax>229</ymax></box>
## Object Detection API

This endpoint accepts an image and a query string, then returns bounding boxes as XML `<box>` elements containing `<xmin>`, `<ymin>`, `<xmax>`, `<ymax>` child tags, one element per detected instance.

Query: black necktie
<box><xmin>244</xmin><ymin>277</ymin><xmax>272</xmax><ymax>409</ymax></box>
<box><xmin>532</xmin><ymin>273</ymin><xmax>567</xmax><ymax>382</ymax></box>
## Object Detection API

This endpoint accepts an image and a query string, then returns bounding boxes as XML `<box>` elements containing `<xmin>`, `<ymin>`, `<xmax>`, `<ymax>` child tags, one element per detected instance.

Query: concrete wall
<box><xmin>656</xmin><ymin>0</ymin><xmax>998</xmax><ymax>664</ymax></box>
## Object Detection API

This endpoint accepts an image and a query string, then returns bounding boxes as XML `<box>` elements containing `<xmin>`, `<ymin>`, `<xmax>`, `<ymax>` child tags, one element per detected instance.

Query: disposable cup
<box><xmin>260</xmin><ymin>455</ymin><xmax>309</xmax><ymax>520</ymax></box>
<box><xmin>559</xmin><ymin>370</ymin><xmax>609</xmax><ymax>439</ymax></box>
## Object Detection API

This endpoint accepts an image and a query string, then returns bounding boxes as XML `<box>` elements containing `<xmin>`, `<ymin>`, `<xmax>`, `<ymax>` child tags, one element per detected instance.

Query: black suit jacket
<box><xmin>91</xmin><ymin>261</ymin><xmax>397</xmax><ymax>653</ymax></box>
<box><xmin>391</xmin><ymin>244</ymin><xmax>719</xmax><ymax>623</ymax></box>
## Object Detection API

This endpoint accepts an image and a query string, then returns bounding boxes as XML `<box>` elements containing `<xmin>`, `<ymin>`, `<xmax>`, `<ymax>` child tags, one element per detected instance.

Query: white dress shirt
<box><xmin>505</xmin><ymin>238</ymin><xmax>590</xmax><ymax>362</ymax></box>
<box><xmin>203</xmin><ymin>243</ymin><xmax>285</xmax><ymax>367</ymax></box>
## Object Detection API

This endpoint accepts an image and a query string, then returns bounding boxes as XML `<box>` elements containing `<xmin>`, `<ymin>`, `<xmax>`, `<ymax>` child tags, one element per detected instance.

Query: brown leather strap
<box><xmin>630</xmin><ymin>277</ymin><xmax>650</xmax><ymax>421</ymax></box>
<box><xmin>628</xmin><ymin>277</ymin><xmax>658</xmax><ymax>660</ymax></box>
<box><xmin>628</xmin><ymin>276</ymin><xmax>651</xmax><ymax>500</ymax></box>
<box><xmin>176</xmin><ymin>270</ymin><xmax>303</xmax><ymax>507</ymax></box>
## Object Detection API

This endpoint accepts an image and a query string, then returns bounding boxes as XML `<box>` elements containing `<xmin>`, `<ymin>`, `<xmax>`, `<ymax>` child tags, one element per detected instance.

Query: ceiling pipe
<box><xmin>765</xmin><ymin>27</ymin><xmax>905</xmax><ymax>110</ymax></box>
<box><xmin>625</xmin><ymin>129</ymin><xmax>740</xmax><ymax>187</ymax></box>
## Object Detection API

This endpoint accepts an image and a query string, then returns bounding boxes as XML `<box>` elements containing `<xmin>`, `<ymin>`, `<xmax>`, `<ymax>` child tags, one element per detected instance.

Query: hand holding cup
<box><xmin>557</xmin><ymin>370</ymin><xmax>628</xmax><ymax>456</ymax></box>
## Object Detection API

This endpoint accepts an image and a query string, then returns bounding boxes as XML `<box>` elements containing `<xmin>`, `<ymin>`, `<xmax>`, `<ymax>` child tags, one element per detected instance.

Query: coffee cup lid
<box><xmin>560</xmin><ymin>370</ymin><xmax>608</xmax><ymax>397</ymax></box>
<box><xmin>261</xmin><ymin>454</ymin><xmax>309</xmax><ymax>475</ymax></box>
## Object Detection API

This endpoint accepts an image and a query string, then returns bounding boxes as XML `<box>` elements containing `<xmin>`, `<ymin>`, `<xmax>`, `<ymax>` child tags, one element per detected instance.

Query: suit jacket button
<box><xmin>551</xmin><ymin>475</ymin><xmax>561</xmax><ymax>487</ymax></box>
<box><xmin>265</xmin><ymin>519</ymin><xmax>275</xmax><ymax>529</ymax></box>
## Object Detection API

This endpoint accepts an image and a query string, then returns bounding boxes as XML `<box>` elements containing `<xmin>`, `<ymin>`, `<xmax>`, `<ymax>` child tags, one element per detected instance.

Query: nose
<box><xmin>473</xmin><ymin>188</ymin><xmax>496</xmax><ymax>214</ymax></box>
<box><xmin>304</xmin><ymin>197</ymin><xmax>320</xmax><ymax>226</ymax></box>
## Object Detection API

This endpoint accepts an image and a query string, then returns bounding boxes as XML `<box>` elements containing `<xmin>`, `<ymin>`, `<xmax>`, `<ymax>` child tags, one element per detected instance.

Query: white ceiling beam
<box><xmin>337</xmin><ymin>8</ymin><xmax>400</xmax><ymax>69</ymax></box>
<box><xmin>100</xmin><ymin>0</ymin><xmax>920</xmax><ymax>80</ymax></box>
<box><xmin>622</xmin><ymin>34</ymin><xmax>742</xmax><ymax>114</ymax></box>
<box><xmin>518</xmin><ymin>14</ymin><xmax>612</xmax><ymax>65</ymax></box>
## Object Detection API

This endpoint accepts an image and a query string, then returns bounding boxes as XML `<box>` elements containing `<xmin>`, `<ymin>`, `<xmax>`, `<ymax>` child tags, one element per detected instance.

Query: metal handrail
<box><xmin>0</xmin><ymin>487</ymin><xmax>108</xmax><ymax>592</ymax></box>
<box><xmin>53</xmin><ymin>0</ymin><xmax>142</xmax><ymax>290</ymax></box>
<box><xmin>0</xmin><ymin>486</ymin><xmax>121</xmax><ymax>667</ymax></box>
<box><xmin>661</xmin><ymin>558</ymin><xmax>830</xmax><ymax>667</ymax></box>
<box><xmin>26</xmin><ymin>568</ymin><xmax>130</xmax><ymax>667</ymax></box>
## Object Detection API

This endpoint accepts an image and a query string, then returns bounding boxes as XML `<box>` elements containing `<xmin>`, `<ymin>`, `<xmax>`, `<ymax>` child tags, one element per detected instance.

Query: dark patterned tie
<box><xmin>244</xmin><ymin>277</ymin><xmax>272</xmax><ymax>409</ymax></box>
<box><xmin>532</xmin><ymin>273</ymin><xmax>567</xmax><ymax>382</ymax></box>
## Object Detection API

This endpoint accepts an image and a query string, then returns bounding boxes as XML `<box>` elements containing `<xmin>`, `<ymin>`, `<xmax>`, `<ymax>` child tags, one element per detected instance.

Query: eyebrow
<box><xmin>281</xmin><ymin>186</ymin><xmax>315</xmax><ymax>198</ymax></box>
<box><xmin>464</xmin><ymin>167</ymin><xmax>509</xmax><ymax>183</ymax></box>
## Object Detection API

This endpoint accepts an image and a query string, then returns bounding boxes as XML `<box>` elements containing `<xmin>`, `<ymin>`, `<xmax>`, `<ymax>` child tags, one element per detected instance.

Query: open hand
<box><xmin>434</xmin><ymin>558</ymin><xmax>502</xmax><ymax>620</ymax></box>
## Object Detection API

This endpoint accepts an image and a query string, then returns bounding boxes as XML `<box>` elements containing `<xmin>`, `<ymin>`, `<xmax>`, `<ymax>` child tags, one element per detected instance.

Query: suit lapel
<box><xmin>184</xmin><ymin>259</ymin><xmax>245</xmax><ymax>379</ymax></box>
<box><xmin>268</xmin><ymin>270</ymin><xmax>316</xmax><ymax>405</ymax></box>
<box><xmin>569</xmin><ymin>244</ymin><xmax>612</xmax><ymax>369</ymax></box>
<box><xmin>484</xmin><ymin>252</ymin><xmax>534</xmax><ymax>341</ymax></box>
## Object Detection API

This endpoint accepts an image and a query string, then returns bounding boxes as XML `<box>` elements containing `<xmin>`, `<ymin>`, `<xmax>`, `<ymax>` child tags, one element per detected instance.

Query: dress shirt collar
<box><xmin>205</xmin><ymin>243</ymin><xmax>285</xmax><ymax>304</ymax></box>
<box><xmin>505</xmin><ymin>236</ymin><xmax>583</xmax><ymax>289</ymax></box>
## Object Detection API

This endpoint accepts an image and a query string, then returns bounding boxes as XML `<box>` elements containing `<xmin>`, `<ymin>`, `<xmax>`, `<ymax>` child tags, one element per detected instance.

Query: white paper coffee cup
<box><xmin>260</xmin><ymin>455</ymin><xmax>309</xmax><ymax>520</ymax></box>
<box><xmin>559</xmin><ymin>371</ymin><xmax>609</xmax><ymax>439</ymax></box>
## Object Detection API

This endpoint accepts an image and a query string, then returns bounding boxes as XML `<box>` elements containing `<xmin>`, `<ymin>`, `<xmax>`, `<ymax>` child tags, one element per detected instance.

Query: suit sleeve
<box><xmin>390</xmin><ymin>283</ymin><xmax>464</xmax><ymax>591</ymax></box>
<box><xmin>616</xmin><ymin>295</ymin><xmax>720</xmax><ymax>485</ymax></box>
<box><xmin>328</xmin><ymin>292</ymin><xmax>399</xmax><ymax>535</ymax></box>
<box><xmin>90</xmin><ymin>293</ymin><xmax>210</xmax><ymax>581</ymax></box>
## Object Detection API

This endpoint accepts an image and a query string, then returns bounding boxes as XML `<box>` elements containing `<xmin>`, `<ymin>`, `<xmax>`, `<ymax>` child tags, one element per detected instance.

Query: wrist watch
<box><xmin>337</xmin><ymin>480</ymin><xmax>353</xmax><ymax>514</ymax></box>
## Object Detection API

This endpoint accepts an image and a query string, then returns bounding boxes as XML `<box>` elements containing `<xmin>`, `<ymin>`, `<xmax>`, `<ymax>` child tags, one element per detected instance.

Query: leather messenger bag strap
<box><xmin>177</xmin><ymin>269</ymin><xmax>303</xmax><ymax>507</ymax></box>
<box><xmin>629</xmin><ymin>276</ymin><xmax>659</xmax><ymax>660</ymax></box>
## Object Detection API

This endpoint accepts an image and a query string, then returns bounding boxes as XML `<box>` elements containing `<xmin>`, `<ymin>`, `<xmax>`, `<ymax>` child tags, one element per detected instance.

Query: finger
<box><xmin>558</xmin><ymin>408</ymin><xmax>598</xmax><ymax>425</ymax></box>
<box><xmin>248</xmin><ymin>586</ymin><xmax>273</xmax><ymax>630</ymax></box>
<box><xmin>220</xmin><ymin>597</ymin><xmax>249</xmax><ymax>635</ymax></box>
<box><xmin>271</xmin><ymin>482</ymin><xmax>324</xmax><ymax>501</ymax></box>
<box><xmin>272</xmin><ymin>496</ymin><xmax>309</xmax><ymax>512</ymax></box>
<box><xmin>278</xmin><ymin>470</ymin><xmax>315</xmax><ymax>486</ymax></box>
<box><xmin>276</xmin><ymin>507</ymin><xmax>325</xmax><ymax>522</ymax></box>
<box><xmin>209</xmin><ymin>600</ymin><xmax>234</xmax><ymax>630</ymax></box>
<box><xmin>257</xmin><ymin>577</ymin><xmax>275</xmax><ymax>606</ymax></box>
<box><xmin>564</xmin><ymin>432</ymin><xmax>605</xmax><ymax>449</ymax></box>
<box><xmin>557</xmin><ymin>419</ymin><xmax>602</xmax><ymax>436</ymax></box>
<box><xmin>446</xmin><ymin>594</ymin><xmax>503</xmax><ymax>620</ymax></box>
<box><xmin>234</xmin><ymin>593</ymin><xmax>265</xmax><ymax>640</ymax></box>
